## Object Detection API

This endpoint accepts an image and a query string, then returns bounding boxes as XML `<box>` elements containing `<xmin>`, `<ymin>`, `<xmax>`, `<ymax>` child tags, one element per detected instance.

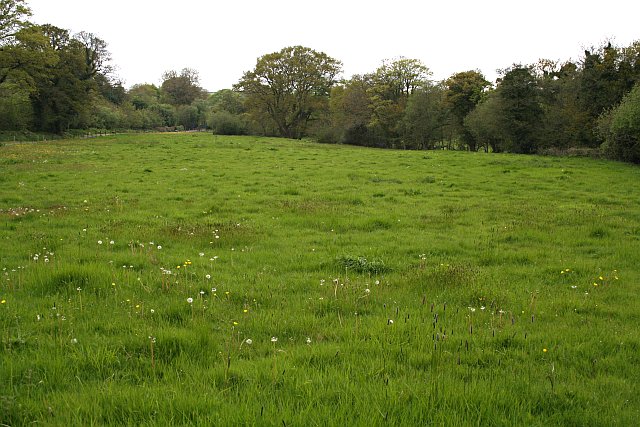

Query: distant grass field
<box><xmin>1</xmin><ymin>133</ymin><xmax>639</xmax><ymax>425</ymax></box>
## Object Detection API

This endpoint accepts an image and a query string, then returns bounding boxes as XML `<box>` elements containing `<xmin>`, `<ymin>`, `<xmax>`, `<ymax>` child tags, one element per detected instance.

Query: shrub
<box><xmin>599</xmin><ymin>83</ymin><xmax>640</xmax><ymax>163</ymax></box>
<box><xmin>207</xmin><ymin>111</ymin><xmax>248</xmax><ymax>135</ymax></box>
<box><xmin>336</xmin><ymin>255</ymin><xmax>388</xmax><ymax>274</ymax></box>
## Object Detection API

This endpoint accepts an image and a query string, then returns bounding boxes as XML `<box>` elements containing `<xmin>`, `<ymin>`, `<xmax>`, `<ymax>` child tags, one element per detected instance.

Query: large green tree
<box><xmin>160</xmin><ymin>68</ymin><xmax>206</xmax><ymax>106</ymax></box>
<box><xmin>534</xmin><ymin>59</ymin><xmax>591</xmax><ymax>151</ymax></box>
<box><xmin>0</xmin><ymin>0</ymin><xmax>31</xmax><ymax>45</ymax></box>
<box><xmin>129</xmin><ymin>83</ymin><xmax>160</xmax><ymax>110</ymax></box>
<box><xmin>0</xmin><ymin>24</ymin><xmax>57</xmax><ymax>130</ymax></box>
<box><xmin>497</xmin><ymin>65</ymin><xmax>543</xmax><ymax>153</ymax></box>
<box><xmin>326</xmin><ymin>75</ymin><xmax>374</xmax><ymax>144</ymax></box>
<box><xmin>402</xmin><ymin>83</ymin><xmax>448</xmax><ymax>149</ymax></box>
<box><xmin>445</xmin><ymin>70</ymin><xmax>490</xmax><ymax>151</ymax></box>
<box><xmin>234</xmin><ymin>45</ymin><xmax>342</xmax><ymax>139</ymax></box>
<box><xmin>367</xmin><ymin>58</ymin><xmax>431</xmax><ymax>145</ymax></box>
<box><xmin>28</xmin><ymin>26</ymin><xmax>115</xmax><ymax>132</ymax></box>
<box><xmin>464</xmin><ymin>90</ymin><xmax>508</xmax><ymax>153</ymax></box>
<box><xmin>370</xmin><ymin>57</ymin><xmax>431</xmax><ymax>102</ymax></box>
<box><xmin>577</xmin><ymin>42</ymin><xmax>640</xmax><ymax>146</ymax></box>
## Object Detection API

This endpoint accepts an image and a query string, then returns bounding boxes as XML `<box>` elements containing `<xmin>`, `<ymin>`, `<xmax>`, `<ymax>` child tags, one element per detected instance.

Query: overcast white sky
<box><xmin>28</xmin><ymin>0</ymin><xmax>639</xmax><ymax>91</ymax></box>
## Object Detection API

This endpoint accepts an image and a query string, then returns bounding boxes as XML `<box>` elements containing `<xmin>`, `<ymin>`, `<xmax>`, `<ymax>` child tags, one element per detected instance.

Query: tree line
<box><xmin>1</xmin><ymin>0</ymin><xmax>639</xmax><ymax>162</ymax></box>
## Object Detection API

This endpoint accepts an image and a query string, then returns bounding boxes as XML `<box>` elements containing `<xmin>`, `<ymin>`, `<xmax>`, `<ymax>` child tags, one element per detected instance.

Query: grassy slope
<box><xmin>1</xmin><ymin>133</ymin><xmax>639</xmax><ymax>425</ymax></box>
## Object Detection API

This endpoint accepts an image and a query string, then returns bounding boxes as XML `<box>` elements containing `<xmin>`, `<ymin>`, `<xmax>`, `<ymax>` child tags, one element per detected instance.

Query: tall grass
<box><xmin>1</xmin><ymin>133</ymin><xmax>639</xmax><ymax>424</ymax></box>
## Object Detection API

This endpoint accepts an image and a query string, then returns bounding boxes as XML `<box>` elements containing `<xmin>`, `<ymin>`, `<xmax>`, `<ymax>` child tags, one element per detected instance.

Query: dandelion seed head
<box><xmin>245</xmin><ymin>338</ymin><xmax>253</xmax><ymax>345</ymax></box>
<box><xmin>187</xmin><ymin>297</ymin><xmax>193</xmax><ymax>304</ymax></box>
<box><xmin>271</xmin><ymin>336</ymin><xmax>278</xmax><ymax>342</ymax></box>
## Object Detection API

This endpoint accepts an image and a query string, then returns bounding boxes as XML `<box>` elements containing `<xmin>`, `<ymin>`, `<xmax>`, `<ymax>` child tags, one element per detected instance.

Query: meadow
<box><xmin>1</xmin><ymin>133</ymin><xmax>639</xmax><ymax>425</ymax></box>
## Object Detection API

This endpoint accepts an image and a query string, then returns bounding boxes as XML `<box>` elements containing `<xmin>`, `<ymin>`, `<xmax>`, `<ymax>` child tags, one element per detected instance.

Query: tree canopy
<box><xmin>2</xmin><ymin>0</ymin><xmax>640</xmax><ymax>163</ymax></box>
<box><xmin>234</xmin><ymin>45</ymin><xmax>342</xmax><ymax>139</ymax></box>
<box><xmin>160</xmin><ymin>68</ymin><xmax>205</xmax><ymax>106</ymax></box>
<box><xmin>0</xmin><ymin>0</ymin><xmax>31</xmax><ymax>44</ymax></box>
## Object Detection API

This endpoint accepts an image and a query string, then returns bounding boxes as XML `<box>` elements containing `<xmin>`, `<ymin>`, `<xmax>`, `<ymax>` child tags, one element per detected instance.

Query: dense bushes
<box><xmin>599</xmin><ymin>83</ymin><xmax>640</xmax><ymax>163</ymax></box>
<box><xmin>2</xmin><ymin>0</ymin><xmax>639</xmax><ymax>163</ymax></box>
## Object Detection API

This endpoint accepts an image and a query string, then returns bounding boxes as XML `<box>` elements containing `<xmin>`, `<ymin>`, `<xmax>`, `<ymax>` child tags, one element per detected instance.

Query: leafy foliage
<box><xmin>0</xmin><ymin>0</ymin><xmax>31</xmax><ymax>44</ymax></box>
<box><xmin>1</xmin><ymin>1</ymin><xmax>640</xmax><ymax>163</ymax></box>
<box><xmin>445</xmin><ymin>70</ymin><xmax>491</xmax><ymax>150</ymax></box>
<box><xmin>336</xmin><ymin>255</ymin><xmax>388</xmax><ymax>274</ymax></box>
<box><xmin>160</xmin><ymin>68</ymin><xmax>206</xmax><ymax>106</ymax></box>
<box><xmin>599</xmin><ymin>82</ymin><xmax>640</xmax><ymax>163</ymax></box>
<box><xmin>497</xmin><ymin>65</ymin><xmax>543</xmax><ymax>154</ymax></box>
<box><xmin>234</xmin><ymin>46</ymin><xmax>342</xmax><ymax>139</ymax></box>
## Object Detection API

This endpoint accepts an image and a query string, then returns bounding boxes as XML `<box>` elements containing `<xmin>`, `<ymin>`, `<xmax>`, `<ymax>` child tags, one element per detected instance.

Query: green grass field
<box><xmin>1</xmin><ymin>133</ymin><xmax>639</xmax><ymax>425</ymax></box>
